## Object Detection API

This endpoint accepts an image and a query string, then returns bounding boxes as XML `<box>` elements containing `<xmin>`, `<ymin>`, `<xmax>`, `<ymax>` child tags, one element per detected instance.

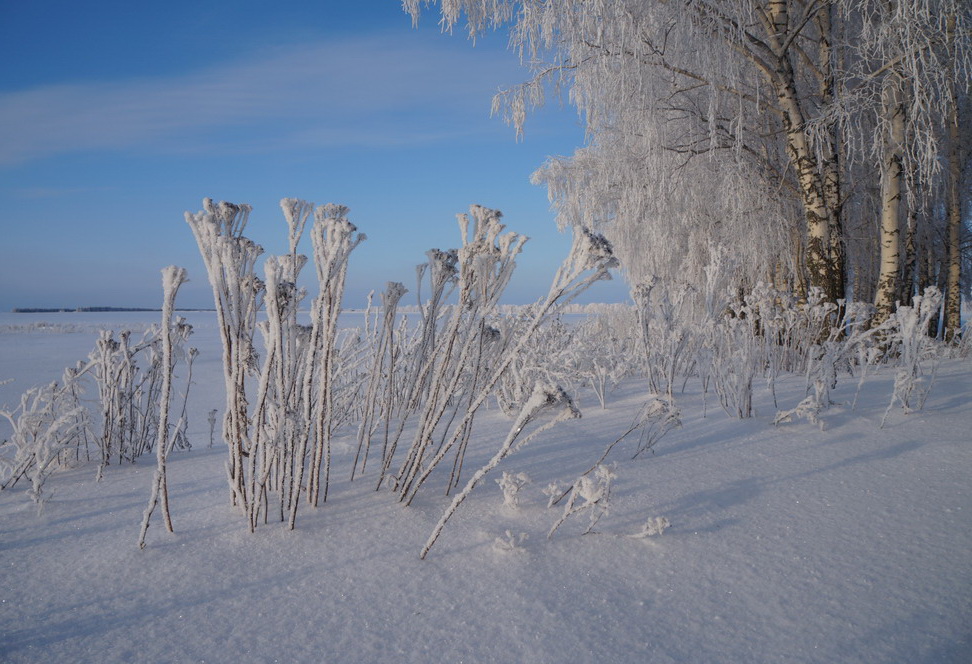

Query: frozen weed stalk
<box><xmin>186</xmin><ymin>199</ymin><xmax>264</xmax><ymax>511</ymax></box>
<box><xmin>138</xmin><ymin>266</ymin><xmax>188</xmax><ymax>549</ymax></box>
<box><xmin>188</xmin><ymin>196</ymin><xmax>364</xmax><ymax>529</ymax></box>
<box><xmin>421</xmin><ymin>383</ymin><xmax>580</xmax><ymax>559</ymax></box>
<box><xmin>418</xmin><ymin>222</ymin><xmax>617</xmax><ymax>558</ymax></box>
<box><xmin>496</xmin><ymin>471</ymin><xmax>531</xmax><ymax>509</ymax></box>
<box><xmin>547</xmin><ymin>464</ymin><xmax>617</xmax><ymax>539</ymax></box>
<box><xmin>0</xmin><ymin>381</ymin><xmax>87</xmax><ymax>505</ymax></box>
<box><xmin>394</xmin><ymin>206</ymin><xmax>527</xmax><ymax>502</ymax></box>
<box><xmin>248</xmin><ymin>255</ymin><xmax>304</xmax><ymax>531</ymax></box>
<box><xmin>302</xmin><ymin>204</ymin><xmax>365</xmax><ymax>509</ymax></box>
<box><xmin>1</xmin><ymin>309</ymin><xmax>196</xmax><ymax>510</ymax></box>
<box><xmin>374</xmin><ymin>250</ymin><xmax>458</xmax><ymax>491</ymax></box>
<box><xmin>399</xmin><ymin>217</ymin><xmax>617</xmax><ymax>506</ymax></box>
<box><xmin>352</xmin><ymin>281</ymin><xmax>408</xmax><ymax>481</ymax></box>
<box><xmin>882</xmin><ymin>288</ymin><xmax>944</xmax><ymax>427</ymax></box>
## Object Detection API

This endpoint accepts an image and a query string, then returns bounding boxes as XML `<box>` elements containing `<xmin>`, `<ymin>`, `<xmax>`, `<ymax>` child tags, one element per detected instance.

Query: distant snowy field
<box><xmin>1</xmin><ymin>311</ymin><xmax>970</xmax><ymax>663</ymax></box>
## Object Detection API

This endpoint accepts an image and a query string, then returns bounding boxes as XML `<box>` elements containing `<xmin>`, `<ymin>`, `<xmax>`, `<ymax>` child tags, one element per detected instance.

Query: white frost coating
<box><xmin>186</xmin><ymin>198</ymin><xmax>264</xmax><ymax>511</ymax></box>
<box><xmin>631</xmin><ymin>517</ymin><xmax>671</xmax><ymax>539</ymax></box>
<box><xmin>138</xmin><ymin>265</ymin><xmax>188</xmax><ymax>549</ymax></box>
<box><xmin>395</xmin><ymin>210</ymin><xmax>616</xmax><ymax>519</ymax></box>
<box><xmin>352</xmin><ymin>281</ymin><xmax>408</xmax><ymax>481</ymax></box>
<box><xmin>0</xmin><ymin>382</ymin><xmax>86</xmax><ymax>505</ymax></box>
<box><xmin>420</xmin><ymin>383</ymin><xmax>579</xmax><ymax>559</ymax></box>
<box><xmin>392</xmin><ymin>205</ymin><xmax>529</xmax><ymax>502</ymax></box>
<box><xmin>495</xmin><ymin>471</ymin><xmax>530</xmax><ymax>509</ymax></box>
<box><xmin>547</xmin><ymin>464</ymin><xmax>616</xmax><ymax>539</ymax></box>
<box><xmin>882</xmin><ymin>287</ymin><xmax>943</xmax><ymax>427</ymax></box>
<box><xmin>406</xmin><ymin>1</ymin><xmax>971</xmax><ymax>328</ymax></box>
<box><xmin>302</xmin><ymin>203</ymin><xmax>365</xmax><ymax>510</ymax></box>
<box><xmin>492</xmin><ymin>529</ymin><xmax>529</xmax><ymax>553</ymax></box>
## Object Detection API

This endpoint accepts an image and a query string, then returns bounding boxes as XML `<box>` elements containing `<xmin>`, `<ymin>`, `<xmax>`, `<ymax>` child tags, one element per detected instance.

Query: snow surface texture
<box><xmin>1</xmin><ymin>311</ymin><xmax>970</xmax><ymax>663</ymax></box>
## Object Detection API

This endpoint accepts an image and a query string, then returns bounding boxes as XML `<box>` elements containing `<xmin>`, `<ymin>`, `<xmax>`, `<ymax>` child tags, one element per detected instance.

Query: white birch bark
<box><xmin>943</xmin><ymin>13</ymin><xmax>964</xmax><ymax>343</ymax></box>
<box><xmin>874</xmin><ymin>73</ymin><xmax>906</xmax><ymax>325</ymax></box>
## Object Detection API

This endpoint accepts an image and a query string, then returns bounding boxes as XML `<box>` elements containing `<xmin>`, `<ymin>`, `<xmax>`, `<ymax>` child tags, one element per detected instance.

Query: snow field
<box><xmin>1</xmin><ymin>312</ymin><xmax>969</xmax><ymax>663</ymax></box>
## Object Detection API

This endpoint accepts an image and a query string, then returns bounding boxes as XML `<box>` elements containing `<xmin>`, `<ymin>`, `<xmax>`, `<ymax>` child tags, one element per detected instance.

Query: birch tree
<box><xmin>407</xmin><ymin>0</ymin><xmax>849</xmax><ymax>302</ymax></box>
<box><xmin>943</xmin><ymin>12</ymin><xmax>969</xmax><ymax>341</ymax></box>
<box><xmin>405</xmin><ymin>0</ymin><xmax>970</xmax><ymax>319</ymax></box>
<box><xmin>838</xmin><ymin>0</ymin><xmax>971</xmax><ymax>326</ymax></box>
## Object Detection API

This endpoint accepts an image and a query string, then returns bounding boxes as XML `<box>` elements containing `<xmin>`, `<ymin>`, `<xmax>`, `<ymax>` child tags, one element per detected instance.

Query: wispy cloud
<box><xmin>0</xmin><ymin>34</ymin><xmax>516</xmax><ymax>166</ymax></box>
<box><xmin>11</xmin><ymin>185</ymin><xmax>115</xmax><ymax>199</ymax></box>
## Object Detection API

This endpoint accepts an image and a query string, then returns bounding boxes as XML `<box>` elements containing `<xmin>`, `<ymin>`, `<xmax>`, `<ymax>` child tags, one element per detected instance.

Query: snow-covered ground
<box><xmin>1</xmin><ymin>311</ymin><xmax>970</xmax><ymax>663</ymax></box>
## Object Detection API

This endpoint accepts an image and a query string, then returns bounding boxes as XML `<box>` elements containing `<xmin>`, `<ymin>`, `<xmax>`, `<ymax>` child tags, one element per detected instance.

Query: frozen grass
<box><xmin>1</xmin><ymin>312</ymin><xmax>970</xmax><ymax>662</ymax></box>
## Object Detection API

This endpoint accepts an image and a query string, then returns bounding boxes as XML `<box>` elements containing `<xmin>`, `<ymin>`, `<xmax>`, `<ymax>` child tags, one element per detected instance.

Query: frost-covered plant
<box><xmin>186</xmin><ymin>196</ymin><xmax>366</xmax><ymax>529</ymax></box>
<box><xmin>547</xmin><ymin>464</ymin><xmax>617</xmax><ymax>539</ymax></box>
<box><xmin>352</xmin><ymin>281</ymin><xmax>408</xmax><ymax>480</ymax></box>
<box><xmin>400</xmin><ymin>218</ymin><xmax>617</xmax><ymax>511</ymax></box>
<box><xmin>68</xmin><ymin>317</ymin><xmax>195</xmax><ymax>478</ymax></box>
<box><xmin>631</xmin><ymin>517</ymin><xmax>671</xmax><ymax>539</ymax></box>
<box><xmin>542</xmin><ymin>482</ymin><xmax>563</xmax><ymax>508</ymax></box>
<box><xmin>87</xmin><ymin>328</ymin><xmax>164</xmax><ymax>469</ymax></box>
<box><xmin>495</xmin><ymin>471</ymin><xmax>530</xmax><ymax>509</ymax></box>
<box><xmin>186</xmin><ymin>199</ymin><xmax>264</xmax><ymax>509</ymax></box>
<box><xmin>247</xmin><ymin>256</ymin><xmax>304</xmax><ymax>530</ymax></box>
<box><xmin>882</xmin><ymin>288</ymin><xmax>943</xmax><ymax>426</ymax></box>
<box><xmin>774</xmin><ymin>298</ymin><xmax>894</xmax><ymax>430</ymax></box>
<box><xmin>706</xmin><ymin>309</ymin><xmax>759</xmax><ymax>419</ymax></box>
<box><xmin>569</xmin><ymin>310</ymin><xmax>638</xmax><ymax>409</ymax></box>
<box><xmin>633</xmin><ymin>279</ymin><xmax>698</xmax><ymax>402</ymax></box>
<box><xmin>374</xmin><ymin>249</ymin><xmax>458</xmax><ymax>491</ymax></box>
<box><xmin>421</xmin><ymin>383</ymin><xmax>580</xmax><ymax>559</ymax></box>
<box><xmin>207</xmin><ymin>409</ymin><xmax>218</xmax><ymax>448</ymax></box>
<box><xmin>302</xmin><ymin>204</ymin><xmax>365</xmax><ymax>508</ymax></box>
<box><xmin>495</xmin><ymin>312</ymin><xmax>574</xmax><ymax>416</ymax></box>
<box><xmin>631</xmin><ymin>397</ymin><xmax>681</xmax><ymax>459</ymax></box>
<box><xmin>0</xmin><ymin>380</ymin><xmax>88</xmax><ymax>504</ymax></box>
<box><xmin>1</xmin><ymin>311</ymin><xmax>195</xmax><ymax>504</ymax></box>
<box><xmin>392</xmin><ymin>206</ymin><xmax>527</xmax><ymax>502</ymax></box>
<box><xmin>138</xmin><ymin>266</ymin><xmax>188</xmax><ymax>548</ymax></box>
<box><xmin>493</xmin><ymin>530</ymin><xmax>529</xmax><ymax>553</ymax></box>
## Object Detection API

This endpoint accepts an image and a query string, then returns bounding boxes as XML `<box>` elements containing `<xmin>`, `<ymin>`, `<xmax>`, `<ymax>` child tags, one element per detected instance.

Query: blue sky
<box><xmin>0</xmin><ymin>1</ymin><xmax>627</xmax><ymax>311</ymax></box>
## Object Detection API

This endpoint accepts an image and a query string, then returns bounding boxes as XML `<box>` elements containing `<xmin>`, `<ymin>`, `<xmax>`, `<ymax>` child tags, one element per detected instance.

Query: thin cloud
<box><xmin>0</xmin><ymin>34</ymin><xmax>518</xmax><ymax>166</ymax></box>
<box><xmin>11</xmin><ymin>185</ymin><xmax>114</xmax><ymax>199</ymax></box>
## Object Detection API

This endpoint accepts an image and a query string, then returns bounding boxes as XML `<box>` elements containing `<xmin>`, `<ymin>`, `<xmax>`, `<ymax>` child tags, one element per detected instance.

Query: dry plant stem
<box><xmin>420</xmin><ymin>385</ymin><xmax>579</xmax><ymax>559</ymax></box>
<box><xmin>352</xmin><ymin>282</ymin><xmax>406</xmax><ymax>480</ymax></box>
<box><xmin>404</xmin><ymin>234</ymin><xmax>615</xmax><ymax>508</ymax></box>
<box><xmin>306</xmin><ymin>206</ymin><xmax>364</xmax><ymax>507</ymax></box>
<box><xmin>138</xmin><ymin>266</ymin><xmax>187</xmax><ymax>549</ymax></box>
<box><xmin>376</xmin><ymin>253</ymin><xmax>457</xmax><ymax>491</ymax></box>
<box><xmin>550</xmin><ymin>421</ymin><xmax>645</xmax><ymax>508</ymax></box>
<box><xmin>186</xmin><ymin>199</ymin><xmax>263</xmax><ymax>511</ymax></box>
<box><xmin>397</xmin><ymin>208</ymin><xmax>530</xmax><ymax>501</ymax></box>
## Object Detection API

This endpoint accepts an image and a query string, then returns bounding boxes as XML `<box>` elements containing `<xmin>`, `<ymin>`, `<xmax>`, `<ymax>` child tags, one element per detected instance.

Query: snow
<box><xmin>1</xmin><ymin>311</ymin><xmax>970</xmax><ymax>663</ymax></box>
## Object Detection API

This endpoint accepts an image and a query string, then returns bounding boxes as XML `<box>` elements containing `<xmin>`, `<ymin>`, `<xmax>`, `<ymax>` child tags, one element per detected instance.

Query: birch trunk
<box><xmin>764</xmin><ymin>0</ymin><xmax>841</xmax><ymax>304</ymax></box>
<box><xmin>944</xmin><ymin>14</ymin><xmax>963</xmax><ymax>343</ymax></box>
<box><xmin>819</xmin><ymin>5</ymin><xmax>845</xmax><ymax>302</ymax></box>
<box><xmin>874</xmin><ymin>73</ymin><xmax>906</xmax><ymax>326</ymax></box>
<box><xmin>900</xmin><ymin>205</ymin><xmax>918</xmax><ymax>309</ymax></box>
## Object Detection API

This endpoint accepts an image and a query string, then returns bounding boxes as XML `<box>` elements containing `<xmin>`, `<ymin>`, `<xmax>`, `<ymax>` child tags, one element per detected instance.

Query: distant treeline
<box><xmin>11</xmin><ymin>307</ymin><xmax>215</xmax><ymax>313</ymax></box>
